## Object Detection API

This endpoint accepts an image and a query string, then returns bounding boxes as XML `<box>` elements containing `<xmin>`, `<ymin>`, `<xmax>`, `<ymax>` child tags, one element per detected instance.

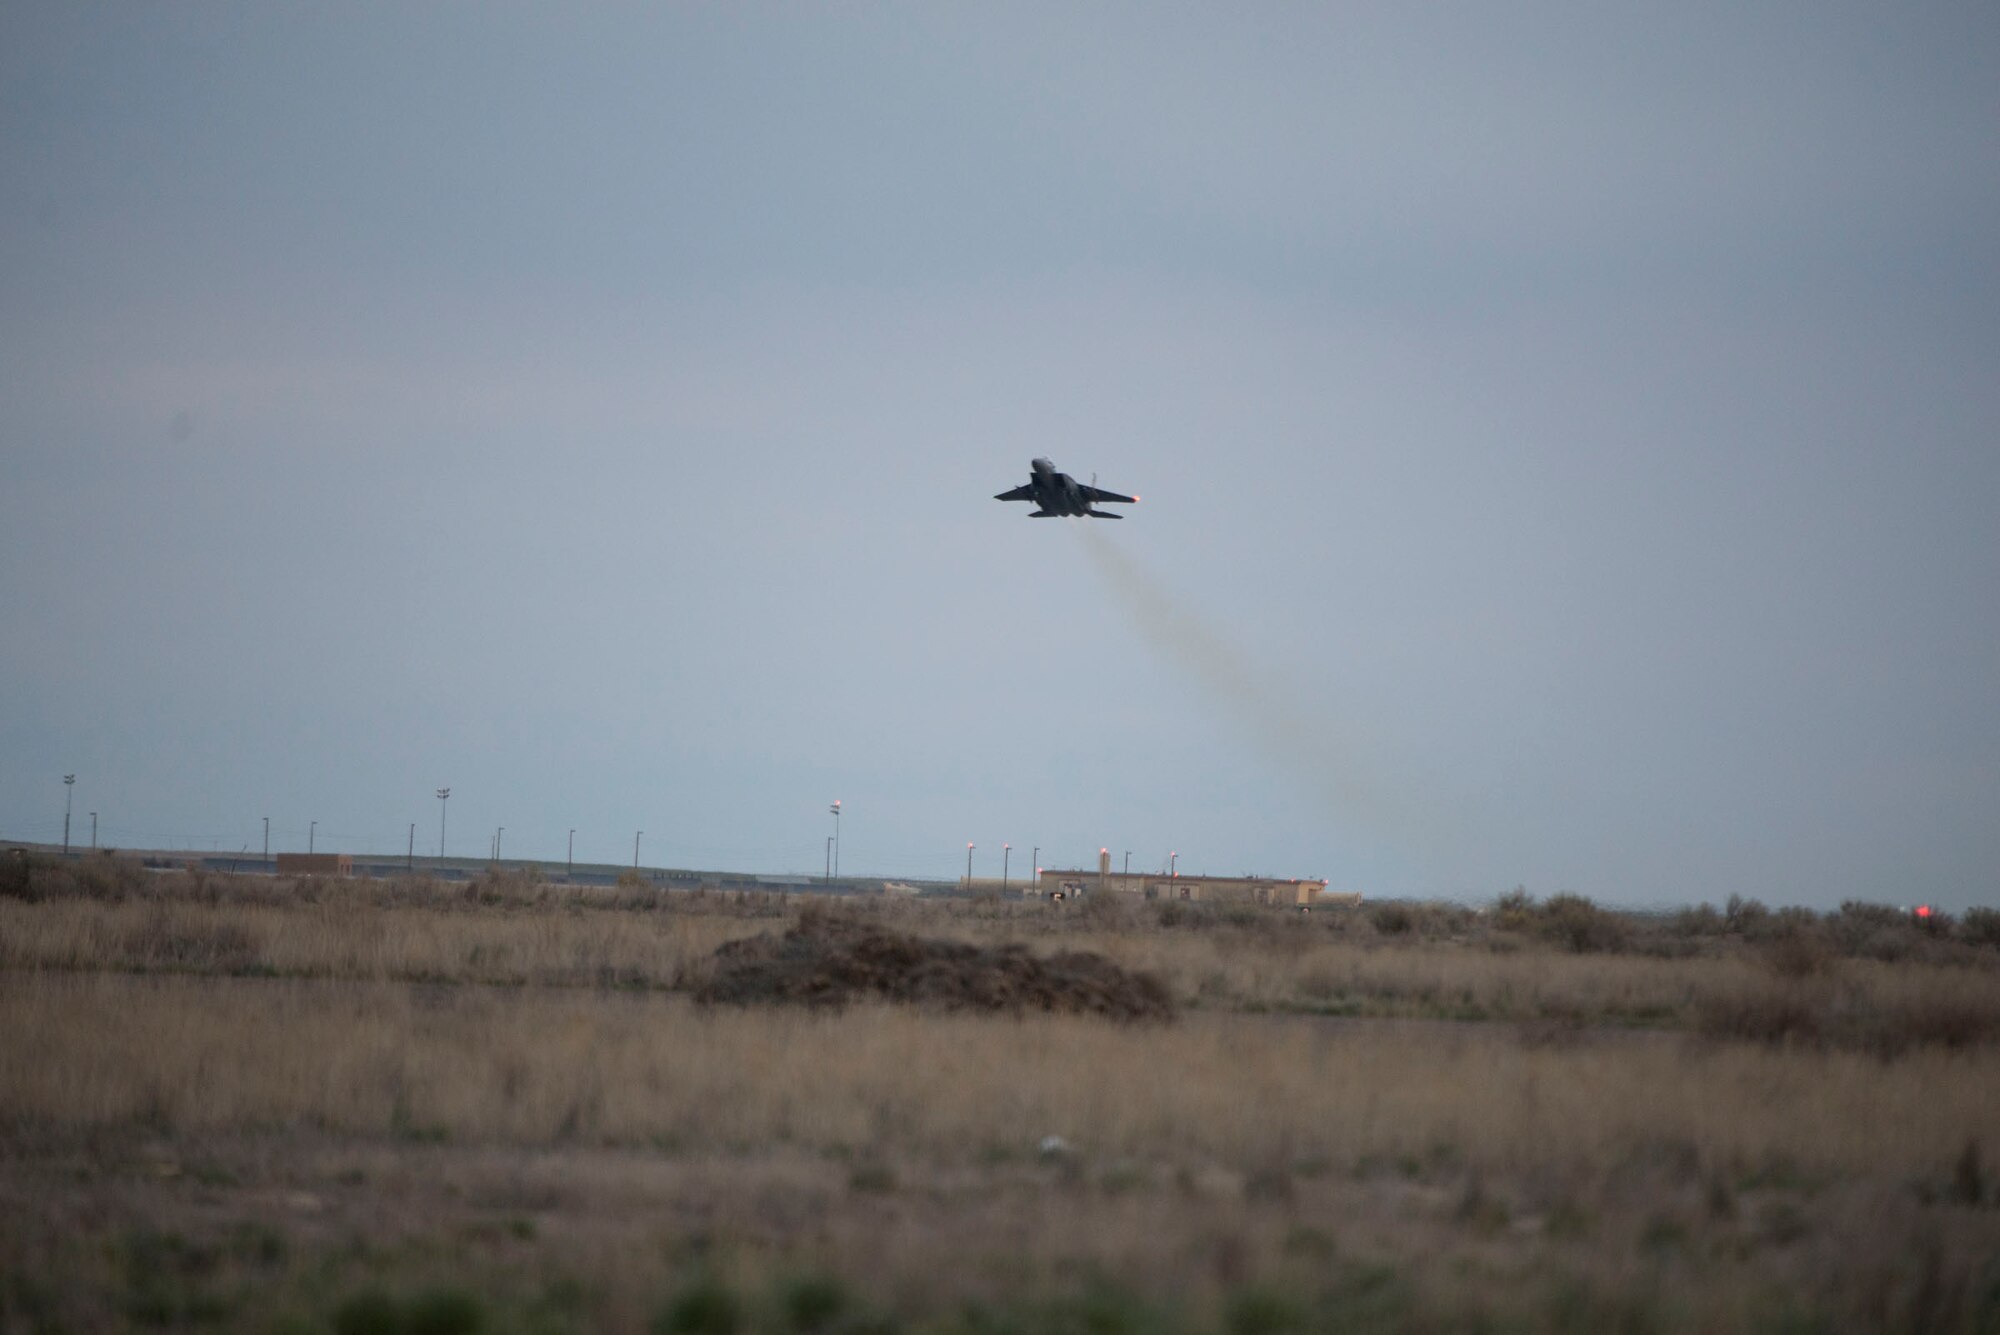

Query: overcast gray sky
<box><xmin>4</xmin><ymin>3</ymin><xmax>1996</xmax><ymax>908</ymax></box>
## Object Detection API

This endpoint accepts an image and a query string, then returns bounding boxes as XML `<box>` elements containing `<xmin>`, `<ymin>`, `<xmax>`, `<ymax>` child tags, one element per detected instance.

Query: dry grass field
<box><xmin>2</xmin><ymin>855</ymin><xmax>1997</xmax><ymax>1332</ymax></box>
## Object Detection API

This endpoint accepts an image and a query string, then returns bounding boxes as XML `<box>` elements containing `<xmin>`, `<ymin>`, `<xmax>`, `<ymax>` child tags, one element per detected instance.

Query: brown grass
<box><xmin>6</xmin><ymin>877</ymin><xmax>1999</xmax><ymax>1051</ymax></box>
<box><xmin>5</xmin><ymin>865</ymin><xmax>2000</xmax><ymax>1332</ymax></box>
<box><xmin>0</xmin><ymin>895</ymin><xmax>753</xmax><ymax>988</ymax></box>
<box><xmin>4</xmin><ymin>971</ymin><xmax>1999</xmax><ymax>1331</ymax></box>
<box><xmin>5</xmin><ymin>971</ymin><xmax>1993</xmax><ymax>1177</ymax></box>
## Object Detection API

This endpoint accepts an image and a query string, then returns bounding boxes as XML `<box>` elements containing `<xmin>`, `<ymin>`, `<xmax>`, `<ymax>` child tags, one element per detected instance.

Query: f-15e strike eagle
<box><xmin>994</xmin><ymin>457</ymin><xmax>1138</xmax><ymax>518</ymax></box>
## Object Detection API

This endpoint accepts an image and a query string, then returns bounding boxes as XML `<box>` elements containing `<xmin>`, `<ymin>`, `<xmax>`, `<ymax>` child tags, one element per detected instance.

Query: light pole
<box><xmin>90</xmin><ymin>813</ymin><xmax>97</xmax><ymax>851</ymax></box>
<box><xmin>830</xmin><ymin>800</ymin><xmax>841</xmax><ymax>878</ymax></box>
<box><xmin>263</xmin><ymin>817</ymin><xmax>269</xmax><ymax>861</ymax></box>
<box><xmin>1002</xmin><ymin>843</ymin><xmax>1010</xmax><ymax>892</ymax></box>
<box><xmin>407</xmin><ymin>823</ymin><xmax>415</xmax><ymax>871</ymax></box>
<box><xmin>309</xmin><ymin>820</ymin><xmax>316</xmax><ymax>854</ymax></box>
<box><xmin>825</xmin><ymin>836</ymin><xmax>833</xmax><ymax>882</ymax></box>
<box><xmin>568</xmin><ymin>829</ymin><xmax>575</xmax><ymax>878</ymax></box>
<box><xmin>634</xmin><ymin>831</ymin><xmax>642</xmax><ymax>869</ymax></box>
<box><xmin>1032</xmin><ymin>846</ymin><xmax>1039</xmax><ymax>888</ymax></box>
<box><xmin>62</xmin><ymin>775</ymin><xmax>75</xmax><ymax>856</ymax></box>
<box><xmin>1170</xmin><ymin>851</ymin><xmax>1178</xmax><ymax>880</ymax></box>
<box><xmin>966</xmin><ymin>841</ymin><xmax>975</xmax><ymax>889</ymax></box>
<box><xmin>1123</xmin><ymin>851</ymin><xmax>1131</xmax><ymax>877</ymax></box>
<box><xmin>436</xmin><ymin>788</ymin><xmax>450</xmax><ymax>862</ymax></box>
<box><xmin>495</xmin><ymin>827</ymin><xmax>503</xmax><ymax>863</ymax></box>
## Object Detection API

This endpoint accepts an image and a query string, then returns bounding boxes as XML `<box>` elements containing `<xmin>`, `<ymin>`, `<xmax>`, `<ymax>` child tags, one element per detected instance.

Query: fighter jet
<box><xmin>994</xmin><ymin>457</ymin><xmax>1138</xmax><ymax>518</ymax></box>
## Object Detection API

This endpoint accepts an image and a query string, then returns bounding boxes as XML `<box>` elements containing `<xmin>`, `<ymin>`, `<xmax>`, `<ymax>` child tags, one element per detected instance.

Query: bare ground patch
<box><xmin>689</xmin><ymin>908</ymin><xmax>1177</xmax><ymax>1021</ymax></box>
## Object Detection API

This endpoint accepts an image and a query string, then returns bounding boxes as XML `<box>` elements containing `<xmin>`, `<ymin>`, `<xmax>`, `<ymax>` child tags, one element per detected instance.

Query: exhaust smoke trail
<box><xmin>1075</xmin><ymin>523</ymin><xmax>1434</xmax><ymax>856</ymax></box>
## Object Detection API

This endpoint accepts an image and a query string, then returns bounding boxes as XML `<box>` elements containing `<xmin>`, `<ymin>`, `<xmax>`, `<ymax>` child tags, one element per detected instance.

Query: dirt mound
<box><xmin>691</xmin><ymin>912</ymin><xmax>1175</xmax><ymax>1022</ymax></box>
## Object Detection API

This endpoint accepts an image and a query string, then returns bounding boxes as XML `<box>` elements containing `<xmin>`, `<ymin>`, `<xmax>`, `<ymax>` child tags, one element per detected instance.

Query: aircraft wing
<box><xmin>994</xmin><ymin>484</ymin><xmax>1037</xmax><ymax>502</ymax></box>
<box><xmin>1080</xmin><ymin>484</ymin><xmax>1136</xmax><ymax>504</ymax></box>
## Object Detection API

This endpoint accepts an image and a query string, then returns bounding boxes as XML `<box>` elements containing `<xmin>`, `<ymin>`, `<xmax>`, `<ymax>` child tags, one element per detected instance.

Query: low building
<box><xmin>275</xmin><ymin>853</ymin><xmax>353</xmax><ymax>877</ymax></box>
<box><xmin>1034</xmin><ymin>850</ymin><xmax>1348</xmax><ymax>908</ymax></box>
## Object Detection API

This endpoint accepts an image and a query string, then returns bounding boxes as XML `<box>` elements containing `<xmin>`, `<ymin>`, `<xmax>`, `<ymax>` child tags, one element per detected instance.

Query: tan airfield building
<box><xmin>275</xmin><ymin>853</ymin><xmax>353</xmax><ymax>877</ymax></box>
<box><xmin>1033</xmin><ymin>850</ymin><xmax>1360</xmax><ymax>908</ymax></box>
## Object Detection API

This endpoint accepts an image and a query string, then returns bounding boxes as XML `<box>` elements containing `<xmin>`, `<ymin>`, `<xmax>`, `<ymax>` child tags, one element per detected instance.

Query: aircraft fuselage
<box><xmin>1031</xmin><ymin>458</ymin><xmax>1086</xmax><ymax>515</ymax></box>
<box><xmin>995</xmin><ymin>457</ymin><xmax>1136</xmax><ymax>518</ymax></box>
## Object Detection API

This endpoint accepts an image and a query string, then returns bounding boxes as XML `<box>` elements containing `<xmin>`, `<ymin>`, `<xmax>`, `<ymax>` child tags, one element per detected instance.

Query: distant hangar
<box><xmin>1034</xmin><ymin>851</ymin><xmax>1360</xmax><ymax>908</ymax></box>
